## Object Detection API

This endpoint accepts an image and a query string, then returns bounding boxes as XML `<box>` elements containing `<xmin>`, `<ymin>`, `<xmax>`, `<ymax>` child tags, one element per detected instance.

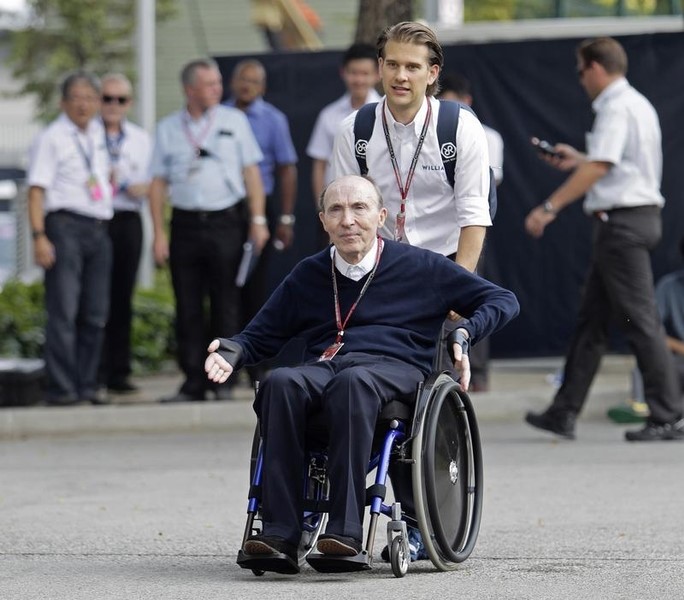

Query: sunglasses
<box><xmin>102</xmin><ymin>95</ymin><xmax>129</xmax><ymax>105</ymax></box>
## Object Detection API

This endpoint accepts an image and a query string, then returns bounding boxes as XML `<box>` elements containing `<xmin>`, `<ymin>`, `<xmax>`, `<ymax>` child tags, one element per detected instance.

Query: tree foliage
<box><xmin>6</xmin><ymin>0</ymin><xmax>176</xmax><ymax>121</ymax></box>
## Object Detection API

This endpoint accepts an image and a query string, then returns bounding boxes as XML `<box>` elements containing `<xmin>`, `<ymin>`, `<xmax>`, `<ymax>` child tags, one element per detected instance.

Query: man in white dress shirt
<box><xmin>28</xmin><ymin>71</ymin><xmax>113</xmax><ymax>406</ymax></box>
<box><xmin>98</xmin><ymin>73</ymin><xmax>152</xmax><ymax>394</ymax></box>
<box><xmin>524</xmin><ymin>37</ymin><xmax>684</xmax><ymax>442</ymax></box>
<box><xmin>330</xmin><ymin>21</ymin><xmax>492</xmax><ymax>561</ymax></box>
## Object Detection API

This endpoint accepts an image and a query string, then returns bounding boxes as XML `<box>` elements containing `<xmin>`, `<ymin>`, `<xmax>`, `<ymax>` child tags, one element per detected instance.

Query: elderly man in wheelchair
<box><xmin>205</xmin><ymin>175</ymin><xmax>519</xmax><ymax>576</ymax></box>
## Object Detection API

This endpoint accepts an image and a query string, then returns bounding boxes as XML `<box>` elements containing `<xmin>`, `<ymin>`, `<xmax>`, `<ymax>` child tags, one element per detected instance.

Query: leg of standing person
<box><xmin>526</xmin><ymin>226</ymin><xmax>612</xmax><ymax>437</ymax></box>
<box><xmin>206</xmin><ymin>207</ymin><xmax>247</xmax><ymax>399</ymax></box>
<box><xmin>43</xmin><ymin>213</ymin><xmax>84</xmax><ymax>404</ymax></box>
<box><xmin>102</xmin><ymin>211</ymin><xmax>143</xmax><ymax>391</ymax></box>
<box><xmin>76</xmin><ymin>219</ymin><xmax>112</xmax><ymax>403</ymax></box>
<box><xmin>168</xmin><ymin>213</ymin><xmax>209</xmax><ymax>400</ymax></box>
<box><xmin>595</xmin><ymin>208</ymin><xmax>681</xmax><ymax>427</ymax></box>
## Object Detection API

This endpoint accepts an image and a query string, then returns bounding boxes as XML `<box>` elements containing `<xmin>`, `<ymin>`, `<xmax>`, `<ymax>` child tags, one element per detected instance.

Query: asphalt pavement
<box><xmin>2</xmin><ymin>355</ymin><xmax>684</xmax><ymax>600</ymax></box>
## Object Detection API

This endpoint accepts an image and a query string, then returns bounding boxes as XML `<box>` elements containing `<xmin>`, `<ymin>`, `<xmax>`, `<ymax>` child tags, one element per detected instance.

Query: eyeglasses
<box><xmin>102</xmin><ymin>95</ymin><xmax>129</xmax><ymax>105</ymax></box>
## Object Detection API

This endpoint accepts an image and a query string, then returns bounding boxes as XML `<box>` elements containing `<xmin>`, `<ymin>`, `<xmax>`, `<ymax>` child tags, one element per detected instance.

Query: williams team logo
<box><xmin>355</xmin><ymin>139</ymin><xmax>368</xmax><ymax>157</ymax></box>
<box><xmin>440</xmin><ymin>142</ymin><xmax>457</xmax><ymax>162</ymax></box>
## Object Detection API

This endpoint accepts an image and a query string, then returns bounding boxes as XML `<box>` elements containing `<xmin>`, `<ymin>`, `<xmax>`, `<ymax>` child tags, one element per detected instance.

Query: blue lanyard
<box><xmin>105</xmin><ymin>129</ymin><xmax>125</xmax><ymax>164</ymax></box>
<box><xmin>73</xmin><ymin>130</ymin><xmax>96</xmax><ymax>174</ymax></box>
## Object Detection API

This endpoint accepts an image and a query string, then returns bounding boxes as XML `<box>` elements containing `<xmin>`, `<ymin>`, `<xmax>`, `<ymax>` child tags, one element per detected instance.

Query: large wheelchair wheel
<box><xmin>411</xmin><ymin>373</ymin><xmax>483</xmax><ymax>570</ymax></box>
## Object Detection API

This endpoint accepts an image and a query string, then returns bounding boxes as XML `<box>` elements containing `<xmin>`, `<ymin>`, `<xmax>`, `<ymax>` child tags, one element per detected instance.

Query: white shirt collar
<box><xmin>330</xmin><ymin>236</ymin><xmax>380</xmax><ymax>280</ymax></box>
<box><xmin>592</xmin><ymin>77</ymin><xmax>629</xmax><ymax>112</ymax></box>
<box><xmin>383</xmin><ymin>95</ymin><xmax>430</xmax><ymax>136</ymax></box>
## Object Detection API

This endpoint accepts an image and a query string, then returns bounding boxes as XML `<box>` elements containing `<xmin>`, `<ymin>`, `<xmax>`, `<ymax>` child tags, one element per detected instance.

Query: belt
<box><xmin>48</xmin><ymin>209</ymin><xmax>108</xmax><ymax>225</ymax></box>
<box><xmin>172</xmin><ymin>202</ymin><xmax>244</xmax><ymax>221</ymax></box>
<box><xmin>592</xmin><ymin>204</ymin><xmax>659</xmax><ymax>222</ymax></box>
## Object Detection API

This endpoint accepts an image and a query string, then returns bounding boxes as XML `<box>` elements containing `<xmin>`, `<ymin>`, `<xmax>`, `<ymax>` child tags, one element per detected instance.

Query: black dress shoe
<box><xmin>159</xmin><ymin>392</ymin><xmax>205</xmax><ymax>403</ymax></box>
<box><xmin>107</xmin><ymin>380</ymin><xmax>139</xmax><ymax>394</ymax></box>
<box><xmin>316</xmin><ymin>533</ymin><xmax>362</xmax><ymax>556</ymax></box>
<box><xmin>625</xmin><ymin>418</ymin><xmax>684</xmax><ymax>442</ymax></box>
<box><xmin>525</xmin><ymin>408</ymin><xmax>576</xmax><ymax>439</ymax></box>
<box><xmin>242</xmin><ymin>534</ymin><xmax>299</xmax><ymax>574</ymax></box>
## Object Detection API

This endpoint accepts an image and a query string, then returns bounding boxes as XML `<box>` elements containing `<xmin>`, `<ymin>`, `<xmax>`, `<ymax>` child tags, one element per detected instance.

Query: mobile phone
<box><xmin>530</xmin><ymin>137</ymin><xmax>560</xmax><ymax>158</ymax></box>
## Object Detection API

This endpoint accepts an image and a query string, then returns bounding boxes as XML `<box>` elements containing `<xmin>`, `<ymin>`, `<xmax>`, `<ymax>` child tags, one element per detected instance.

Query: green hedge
<box><xmin>0</xmin><ymin>273</ymin><xmax>176</xmax><ymax>374</ymax></box>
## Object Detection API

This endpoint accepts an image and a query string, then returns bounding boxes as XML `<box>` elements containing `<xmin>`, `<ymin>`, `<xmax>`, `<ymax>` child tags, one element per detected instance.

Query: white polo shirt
<box><xmin>331</xmin><ymin>96</ymin><xmax>491</xmax><ymax>257</ymax></box>
<box><xmin>108</xmin><ymin>120</ymin><xmax>152</xmax><ymax>213</ymax></box>
<box><xmin>306</xmin><ymin>89</ymin><xmax>382</xmax><ymax>186</ymax></box>
<box><xmin>584</xmin><ymin>77</ymin><xmax>664</xmax><ymax>213</ymax></box>
<box><xmin>28</xmin><ymin>114</ymin><xmax>113</xmax><ymax>220</ymax></box>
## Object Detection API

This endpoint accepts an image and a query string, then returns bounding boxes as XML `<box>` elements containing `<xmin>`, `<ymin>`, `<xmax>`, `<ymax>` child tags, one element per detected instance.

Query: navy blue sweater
<box><xmin>231</xmin><ymin>240</ymin><xmax>519</xmax><ymax>375</ymax></box>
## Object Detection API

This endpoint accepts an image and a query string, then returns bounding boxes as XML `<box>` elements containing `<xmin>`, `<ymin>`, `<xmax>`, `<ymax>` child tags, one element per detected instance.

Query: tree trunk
<box><xmin>354</xmin><ymin>0</ymin><xmax>414</xmax><ymax>45</ymax></box>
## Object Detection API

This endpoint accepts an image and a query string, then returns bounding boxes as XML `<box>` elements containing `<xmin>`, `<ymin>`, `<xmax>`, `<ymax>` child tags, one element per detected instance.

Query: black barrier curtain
<box><xmin>215</xmin><ymin>31</ymin><xmax>684</xmax><ymax>358</ymax></box>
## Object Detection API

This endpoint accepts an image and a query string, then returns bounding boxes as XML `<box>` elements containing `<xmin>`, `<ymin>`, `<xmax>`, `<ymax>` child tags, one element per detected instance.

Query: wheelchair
<box><xmin>236</xmin><ymin>371</ymin><xmax>483</xmax><ymax>578</ymax></box>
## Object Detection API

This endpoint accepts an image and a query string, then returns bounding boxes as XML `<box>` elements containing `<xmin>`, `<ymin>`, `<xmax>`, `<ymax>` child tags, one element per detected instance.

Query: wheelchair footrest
<box><xmin>237</xmin><ymin>549</ymin><xmax>300</xmax><ymax>575</ymax></box>
<box><xmin>305</xmin><ymin>551</ymin><xmax>372</xmax><ymax>573</ymax></box>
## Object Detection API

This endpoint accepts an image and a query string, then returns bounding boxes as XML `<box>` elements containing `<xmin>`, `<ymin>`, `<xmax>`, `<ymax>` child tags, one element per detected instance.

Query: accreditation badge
<box><xmin>87</xmin><ymin>175</ymin><xmax>103</xmax><ymax>201</ymax></box>
<box><xmin>318</xmin><ymin>342</ymin><xmax>344</xmax><ymax>362</ymax></box>
<box><xmin>394</xmin><ymin>211</ymin><xmax>406</xmax><ymax>242</ymax></box>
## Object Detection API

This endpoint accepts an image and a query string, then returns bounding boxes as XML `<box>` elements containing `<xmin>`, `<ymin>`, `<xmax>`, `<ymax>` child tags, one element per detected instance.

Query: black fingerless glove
<box><xmin>216</xmin><ymin>338</ymin><xmax>244</xmax><ymax>370</ymax></box>
<box><xmin>447</xmin><ymin>328</ymin><xmax>470</xmax><ymax>364</ymax></box>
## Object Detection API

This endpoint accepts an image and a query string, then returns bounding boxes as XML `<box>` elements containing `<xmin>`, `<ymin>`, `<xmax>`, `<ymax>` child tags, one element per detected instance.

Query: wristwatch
<box><xmin>542</xmin><ymin>200</ymin><xmax>557</xmax><ymax>214</ymax></box>
<box><xmin>278</xmin><ymin>214</ymin><xmax>296</xmax><ymax>226</ymax></box>
<box><xmin>250</xmin><ymin>215</ymin><xmax>268</xmax><ymax>226</ymax></box>
<box><xmin>31</xmin><ymin>230</ymin><xmax>46</xmax><ymax>240</ymax></box>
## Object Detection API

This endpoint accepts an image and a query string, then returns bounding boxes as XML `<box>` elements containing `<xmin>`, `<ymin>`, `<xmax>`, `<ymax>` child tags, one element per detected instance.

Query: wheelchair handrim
<box><xmin>412</xmin><ymin>374</ymin><xmax>484</xmax><ymax>570</ymax></box>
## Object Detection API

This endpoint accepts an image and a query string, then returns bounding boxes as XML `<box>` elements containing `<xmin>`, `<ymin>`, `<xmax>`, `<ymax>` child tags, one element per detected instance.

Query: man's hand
<box><xmin>205</xmin><ymin>339</ymin><xmax>234</xmax><ymax>384</ymax></box>
<box><xmin>539</xmin><ymin>143</ymin><xmax>583</xmax><ymax>172</ymax></box>
<box><xmin>449</xmin><ymin>328</ymin><xmax>471</xmax><ymax>392</ymax></box>
<box><xmin>525</xmin><ymin>205</ymin><xmax>557</xmax><ymax>238</ymax></box>
<box><xmin>250</xmin><ymin>222</ymin><xmax>270</xmax><ymax>253</ymax></box>
<box><xmin>153</xmin><ymin>231</ymin><xmax>169</xmax><ymax>267</ymax></box>
<box><xmin>33</xmin><ymin>235</ymin><xmax>55</xmax><ymax>269</ymax></box>
<box><xmin>274</xmin><ymin>222</ymin><xmax>294</xmax><ymax>250</ymax></box>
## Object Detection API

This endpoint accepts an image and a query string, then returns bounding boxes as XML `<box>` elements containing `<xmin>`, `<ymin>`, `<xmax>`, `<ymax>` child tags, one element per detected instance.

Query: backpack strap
<box><xmin>353</xmin><ymin>102</ymin><xmax>378</xmax><ymax>176</ymax></box>
<box><xmin>436</xmin><ymin>99</ymin><xmax>461</xmax><ymax>188</ymax></box>
<box><xmin>438</xmin><ymin>99</ymin><xmax>497</xmax><ymax>220</ymax></box>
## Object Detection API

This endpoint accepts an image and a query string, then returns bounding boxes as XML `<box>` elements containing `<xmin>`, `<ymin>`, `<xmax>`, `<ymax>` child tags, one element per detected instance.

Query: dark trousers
<box><xmin>170</xmin><ymin>206</ymin><xmax>246</xmax><ymax>398</ymax></box>
<box><xmin>44</xmin><ymin>211</ymin><xmax>111</xmax><ymax>401</ymax></box>
<box><xmin>552</xmin><ymin>206</ymin><xmax>682</xmax><ymax>423</ymax></box>
<box><xmin>100</xmin><ymin>211</ymin><xmax>142</xmax><ymax>386</ymax></box>
<box><xmin>255</xmin><ymin>353</ymin><xmax>424</xmax><ymax>545</ymax></box>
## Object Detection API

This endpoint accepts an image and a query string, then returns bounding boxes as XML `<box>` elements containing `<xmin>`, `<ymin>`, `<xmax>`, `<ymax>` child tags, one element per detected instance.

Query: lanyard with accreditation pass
<box><xmin>381</xmin><ymin>98</ymin><xmax>433</xmax><ymax>241</ymax></box>
<box><xmin>182</xmin><ymin>108</ymin><xmax>216</xmax><ymax>176</ymax></box>
<box><xmin>318</xmin><ymin>237</ymin><xmax>384</xmax><ymax>362</ymax></box>
<box><xmin>73</xmin><ymin>131</ymin><xmax>103</xmax><ymax>202</ymax></box>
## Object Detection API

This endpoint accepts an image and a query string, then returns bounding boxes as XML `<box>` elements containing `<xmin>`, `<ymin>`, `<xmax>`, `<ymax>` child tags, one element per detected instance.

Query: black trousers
<box><xmin>44</xmin><ymin>211</ymin><xmax>111</xmax><ymax>401</ymax></box>
<box><xmin>101</xmin><ymin>211</ymin><xmax>143</xmax><ymax>386</ymax></box>
<box><xmin>552</xmin><ymin>206</ymin><xmax>682</xmax><ymax>423</ymax></box>
<box><xmin>170</xmin><ymin>205</ymin><xmax>246</xmax><ymax>397</ymax></box>
<box><xmin>255</xmin><ymin>353</ymin><xmax>424</xmax><ymax>546</ymax></box>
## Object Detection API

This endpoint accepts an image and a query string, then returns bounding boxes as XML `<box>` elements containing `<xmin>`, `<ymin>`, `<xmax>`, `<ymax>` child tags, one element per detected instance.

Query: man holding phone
<box><xmin>524</xmin><ymin>37</ymin><xmax>683</xmax><ymax>442</ymax></box>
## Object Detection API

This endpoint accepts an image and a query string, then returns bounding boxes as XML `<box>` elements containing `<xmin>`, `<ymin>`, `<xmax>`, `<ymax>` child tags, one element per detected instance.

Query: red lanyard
<box><xmin>182</xmin><ymin>108</ymin><xmax>216</xmax><ymax>156</ymax></box>
<box><xmin>381</xmin><ymin>98</ymin><xmax>432</xmax><ymax>215</ymax></box>
<box><xmin>330</xmin><ymin>237</ymin><xmax>384</xmax><ymax>344</ymax></box>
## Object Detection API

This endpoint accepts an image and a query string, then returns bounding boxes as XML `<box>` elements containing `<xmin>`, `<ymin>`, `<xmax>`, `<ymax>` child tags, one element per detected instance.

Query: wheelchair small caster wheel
<box><xmin>390</xmin><ymin>537</ymin><xmax>409</xmax><ymax>578</ymax></box>
<box><xmin>251</xmin><ymin>569</ymin><xmax>265</xmax><ymax>577</ymax></box>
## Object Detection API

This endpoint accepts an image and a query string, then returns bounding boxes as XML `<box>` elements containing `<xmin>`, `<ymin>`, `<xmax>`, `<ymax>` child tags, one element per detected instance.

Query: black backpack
<box><xmin>353</xmin><ymin>99</ymin><xmax>497</xmax><ymax>220</ymax></box>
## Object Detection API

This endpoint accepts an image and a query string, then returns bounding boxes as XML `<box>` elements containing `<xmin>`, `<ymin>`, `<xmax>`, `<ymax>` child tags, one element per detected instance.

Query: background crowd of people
<box><xmin>25</xmin><ymin>23</ymin><xmax>683</xmax><ymax>443</ymax></box>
